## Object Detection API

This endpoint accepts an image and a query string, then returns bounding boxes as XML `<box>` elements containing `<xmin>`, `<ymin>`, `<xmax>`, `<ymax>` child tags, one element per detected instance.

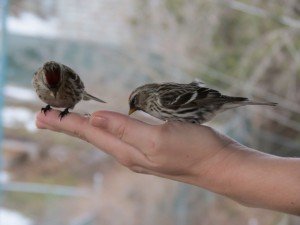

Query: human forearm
<box><xmin>193</xmin><ymin>143</ymin><xmax>300</xmax><ymax>215</ymax></box>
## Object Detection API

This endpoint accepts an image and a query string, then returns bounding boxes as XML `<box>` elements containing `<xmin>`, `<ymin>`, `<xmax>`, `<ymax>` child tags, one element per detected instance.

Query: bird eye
<box><xmin>130</xmin><ymin>95</ymin><xmax>137</xmax><ymax>107</ymax></box>
<box><xmin>133</xmin><ymin>96</ymin><xmax>137</xmax><ymax>104</ymax></box>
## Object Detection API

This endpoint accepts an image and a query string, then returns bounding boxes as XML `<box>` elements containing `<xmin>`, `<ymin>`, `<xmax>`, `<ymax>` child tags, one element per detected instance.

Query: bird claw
<box><xmin>59</xmin><ymin>108</ymin><xmax>70</xmax><ymax>120</ymax></box>
<box><xmin>41</xmin><ymin>105</ymin><xmax>52</xmax><ymax>115</ymax></box>
<box><xmin>84</xmin><ymin>113</ymin><xmax>91</xmax><ymax>117</ymax></box>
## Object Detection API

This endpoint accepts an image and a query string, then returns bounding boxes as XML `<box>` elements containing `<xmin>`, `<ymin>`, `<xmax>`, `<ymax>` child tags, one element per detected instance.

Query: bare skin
<box><xmin>36</xmin><ymin>110</ymin><xmax>300</xmax><ymax>215</ymax></box>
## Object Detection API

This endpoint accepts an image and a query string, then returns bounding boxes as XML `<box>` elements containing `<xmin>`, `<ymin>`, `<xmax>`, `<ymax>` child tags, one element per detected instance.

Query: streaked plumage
<box><xmin>128</xmin><ymin>81</ymin><xmax>277</xmax><ymax>124</ymax></box>
<box><xmin>32</xmin><ymin>61</ymin><xmax>105</xmax><ymax>119</ymax></box>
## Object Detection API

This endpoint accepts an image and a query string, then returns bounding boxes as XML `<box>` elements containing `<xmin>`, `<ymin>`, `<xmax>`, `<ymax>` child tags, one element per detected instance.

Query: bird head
<box><xmin>128</xmin><ymin>83</ymin><xmax>158</xmax><ymax>115</ymax></box>
<box><xmin>40</xmin><ymin>61</ymin><xmax>62</xmax><ymax>98</ymax></box>
<box><xmin>128</xmin><ymin>92</ymin><xmax>140</xmax><ymax>115</ymax></box>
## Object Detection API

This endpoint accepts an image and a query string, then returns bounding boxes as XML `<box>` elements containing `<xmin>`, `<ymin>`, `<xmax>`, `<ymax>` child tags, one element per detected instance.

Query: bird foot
<box><xmin>84</xmin><ymin>113</ymin><xmax>91</xmax><ymax>117</ymax></box>
<box><xmin>41</xmin><ymin>105</ymin><xmax>52</xmax><ymax>115</ymax></box>
<box><xmin>59</xmin><ymin>108</ymin><xmax>70</xmax><ymax>120</ymax></box>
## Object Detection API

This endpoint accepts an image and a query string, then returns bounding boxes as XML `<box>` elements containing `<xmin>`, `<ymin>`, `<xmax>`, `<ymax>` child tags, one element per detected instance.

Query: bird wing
<box><xmin>159</xmin><ymin>82</ymin><xmax>232</xmax><ymax>110</ymax></box>
<box><xmin>62</xmin><ymin>64</ymin><xmax>85</xmax><ymax>91</ymax></box>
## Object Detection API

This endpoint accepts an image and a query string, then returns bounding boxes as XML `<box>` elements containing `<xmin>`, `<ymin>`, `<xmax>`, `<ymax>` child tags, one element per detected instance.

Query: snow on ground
<box><xmin>7</xmin><ymin>12</ymin><xmax>58</xmax><ymax>37</ymax></box>
<box><xmin>0</xmin><ymin>208</ymin><xmax>32</xmax><ymax>225</ymax></box>
<box><xmin>3</xmin><ymin>107</ymin><xmax>37</xmax><ymax>133</ymax></box>
<box><xmin>4</xmin><ymin>85</ymin><xmax>37</xmax><ymax>102</ymax></box>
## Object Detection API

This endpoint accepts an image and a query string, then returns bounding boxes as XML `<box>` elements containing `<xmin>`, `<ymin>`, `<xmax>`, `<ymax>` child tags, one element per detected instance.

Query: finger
<box><xmin>90</xmin><ymin>111</ymin><xmax>160</xmax><ymax>152</ymax></box>
<box><xmin>36</xmin><ymin>110</ymin><xmax>150</xmax><ymax>167</ymax></box>
<box><xmin>36</xmin><ymin>110</ymin><xmax>90</xmax><ymax>139</ymax></box>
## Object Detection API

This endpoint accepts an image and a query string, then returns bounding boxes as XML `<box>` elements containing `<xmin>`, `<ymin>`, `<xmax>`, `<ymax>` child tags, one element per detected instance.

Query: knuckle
<box><xmin>116</xmin><ymin>124</ymin><xmax>126</xmax><ymax>140</ymax></box>
<box><xmin>130</xmin><ymin>166</ymin><xmax>147</xmax><ymax>174</ymax></box>
<box><xmin>115</xmin><ymin>118</ymin><xmax>130</xmax><ymax>141</ymax></box>
<box><xmin>117</xmin><ymin>155</ymin><xmax>134</xmax><ymax>168</ymax></box>
<box><xmin>90</xmin><ymin>111</ymin><xmax>100</xmax><ymax>117</ymax></box>
<box><xmin>148</xmin><ymin>125</ymin><xmax>166</xmax><ymax>154</ymax></box>
<box><xmin>72</xmin><ymin>119</ymin><xmax>89</xmax><ymax>141</ymax></box>
<box><xmin>158</xmin><ymin>122</ymin><xmax>173</xmax><ymax>135</ymax></box>
<box><xmin>148</xmin><ymin>135</ymin><xmax>161</xmax><ymax>155</ymax></box>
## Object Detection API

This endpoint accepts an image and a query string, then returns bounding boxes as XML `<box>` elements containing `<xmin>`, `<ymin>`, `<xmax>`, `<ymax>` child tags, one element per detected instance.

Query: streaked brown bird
<box><xmin>128</xmin><ymin>81</ymin><xmax>277</xmax><ymax>124</ymax></box>
<box><xmin>32</xmin><ymin>61</ymin><xmax>105</xmax><ymax>119</ymax></box>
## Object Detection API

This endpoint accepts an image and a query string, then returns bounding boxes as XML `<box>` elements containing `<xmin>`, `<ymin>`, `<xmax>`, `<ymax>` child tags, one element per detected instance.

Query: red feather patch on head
<box><xmin>44</xmin><ymin>64</ymin><xmax>61</xmax><ymax>87</ymax></box>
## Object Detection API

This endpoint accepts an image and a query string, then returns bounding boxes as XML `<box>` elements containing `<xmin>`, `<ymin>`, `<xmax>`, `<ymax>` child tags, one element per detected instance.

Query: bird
<box><xmin>128</xmin><ymin>81</ymin><xmax>277</xmax><ymax>124</ymax></box>
<box><xmin>32</xmin><ymin>61</ymin><xmax>105</xmax><ymax>120</ymax></box>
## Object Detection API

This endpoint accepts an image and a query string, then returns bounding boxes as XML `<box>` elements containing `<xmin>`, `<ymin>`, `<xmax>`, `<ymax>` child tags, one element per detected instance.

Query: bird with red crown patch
<box><xmin>32</xmin><ymin>61</ymin><xmax>106</xmax><ymax>120</ymax></box>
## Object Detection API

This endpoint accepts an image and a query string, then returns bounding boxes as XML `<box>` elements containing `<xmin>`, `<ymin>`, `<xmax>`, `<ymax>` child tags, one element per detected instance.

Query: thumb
<box><xmin>90</xmin><ymin>111</ymin><xmax>160</xmax><ymax>151</ymax></box>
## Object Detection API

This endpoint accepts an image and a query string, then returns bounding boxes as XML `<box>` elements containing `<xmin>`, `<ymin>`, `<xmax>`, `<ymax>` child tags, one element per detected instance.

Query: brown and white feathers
<box><xmin>128</xmin><ymin>81</ymin><xmax>277</xmax><ymax>124</ymax></box>
<box><xmin>32</xmin><ymin>61</ymin><xmax>105</xmax><ymax>118</ymax></box>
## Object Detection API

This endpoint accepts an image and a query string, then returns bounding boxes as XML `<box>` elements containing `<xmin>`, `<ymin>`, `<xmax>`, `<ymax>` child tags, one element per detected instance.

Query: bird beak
<box><xmin>128</xmin><ymin>107</ymin><xmax>137</xmax><ymax>115</ymax></box>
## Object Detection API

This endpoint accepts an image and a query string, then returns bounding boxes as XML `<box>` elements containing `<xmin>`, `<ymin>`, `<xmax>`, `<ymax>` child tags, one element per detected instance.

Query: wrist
<box><xmin>187</xmin><ymin>141</ymin><xmax>249</xmax><ymax>193</ymax></box>
<box><xmin>190</xmin><ymin>142</ymin><xmax>264</xmax><ymax>195</ymax></box>
<box><xmin>190</xmin><ymin>142</ymin><xmax>300</xmax><ymax>215</ymax></box>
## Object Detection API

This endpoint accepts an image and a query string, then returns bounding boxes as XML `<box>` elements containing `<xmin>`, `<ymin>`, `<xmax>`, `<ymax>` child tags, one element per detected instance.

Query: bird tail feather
<box><xmin>83</xmin><ymin>91</ymin><xmax>106</xmax><ymax>103</ymax></box>
<box><xmin>222</xmin><ymin>97</ymin><xmax>277</xmax><ymax>110</ymax></box>
<box><xmin>242</xmin><ymin>101</ymin><xmax>277</xmax><ymax>106</ymax></box>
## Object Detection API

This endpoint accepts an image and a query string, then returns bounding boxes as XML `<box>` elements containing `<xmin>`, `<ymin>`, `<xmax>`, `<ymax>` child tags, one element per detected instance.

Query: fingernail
<box><xmin>90</xmin><ymin>116</ymin><xmax>108</xmax><ymax>129</ymax></box>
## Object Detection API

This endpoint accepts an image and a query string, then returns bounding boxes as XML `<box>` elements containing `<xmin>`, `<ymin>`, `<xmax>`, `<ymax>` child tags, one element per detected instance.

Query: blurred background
<box><xmin>0</xmin><ymin>0</ymin><xmax>300</xmax><ymax>224</ymax></box>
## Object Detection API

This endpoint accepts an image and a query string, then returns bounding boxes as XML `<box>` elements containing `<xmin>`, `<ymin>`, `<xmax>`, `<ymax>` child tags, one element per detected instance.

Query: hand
<box><xmin>36</xmin><ymin>110</ymin><xmax>235</xmax><ymax>187</ymax></box>
<box><xmin>36</xmin><ymin>110</ymin><xmax>300</xmax><ymax>215</ymax></box>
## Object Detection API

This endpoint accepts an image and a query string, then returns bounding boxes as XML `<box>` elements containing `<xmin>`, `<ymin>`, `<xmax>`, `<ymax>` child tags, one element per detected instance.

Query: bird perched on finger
<box><xmin>32</xmin><ymin>61</ymin><xmax>106</xmax><ymax>120</ymax></box>
<box><xmin>128</xmin><ymin>81</ymin><xmax>277</xmax><ymax>124</ymax></box>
